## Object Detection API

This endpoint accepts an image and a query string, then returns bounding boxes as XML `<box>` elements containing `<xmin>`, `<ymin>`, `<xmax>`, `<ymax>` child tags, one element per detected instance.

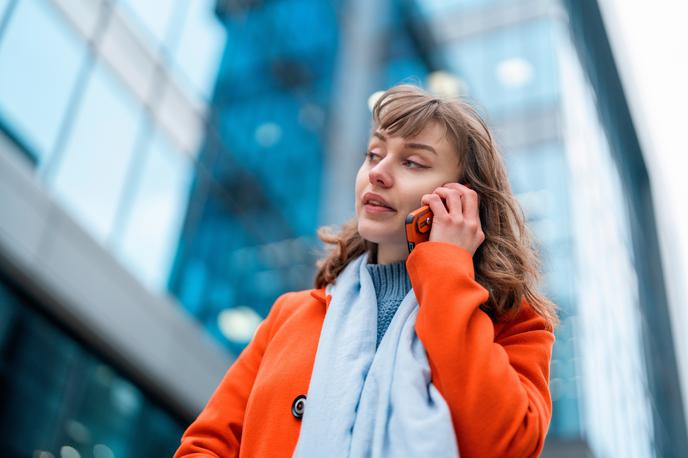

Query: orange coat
<box><xmin>174</xmin><ymin>242</ymin><xmax>555</xmax><ymax>457</ymax></box>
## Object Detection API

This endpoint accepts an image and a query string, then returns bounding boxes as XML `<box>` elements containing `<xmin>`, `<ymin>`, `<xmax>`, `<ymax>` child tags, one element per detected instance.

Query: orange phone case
<box><xmin>405</xmin><ymin>205</ymin><xmax>433</xmax><ymax>253</ymax></box>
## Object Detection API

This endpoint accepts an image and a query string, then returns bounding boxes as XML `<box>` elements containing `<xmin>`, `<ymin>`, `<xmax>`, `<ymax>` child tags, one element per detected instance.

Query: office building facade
<box><xmin>0</xmin><ymin>0</ymin><xmax>685</xmax><ymax>456</ymax></box>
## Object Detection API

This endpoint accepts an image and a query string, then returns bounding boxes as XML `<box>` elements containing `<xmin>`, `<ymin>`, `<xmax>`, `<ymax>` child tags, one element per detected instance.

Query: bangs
<box><xmin>371</xmin><ymin>84</ymin><xmax>445</xmax><ymax>139</ymax></box>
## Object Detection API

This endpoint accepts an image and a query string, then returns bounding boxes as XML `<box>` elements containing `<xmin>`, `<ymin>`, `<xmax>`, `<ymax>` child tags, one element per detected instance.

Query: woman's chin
<box><xmin>358</xmin><ymin>223</ymin><xmax>401</xmax><ymax>245</ymax></box>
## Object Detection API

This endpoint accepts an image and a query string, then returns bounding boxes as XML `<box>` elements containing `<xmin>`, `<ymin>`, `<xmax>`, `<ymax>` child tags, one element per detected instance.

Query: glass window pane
<box><xmin>50</xmin><ymin>64</ymin><xmax>143</xmax><ymax>242</ymax></box>
<box><xmin>420</xmin><ymin>0</ymin><xmax>505</xmax><ymax>15</ymax></box>
<box><xmin>446</xmin><ymin>18</ymin><xmax>559</xmax><ymax>116</ymax></box>
<box><xmin>0</xmin><ymin>0</ymin><xmax>86</xmax><ymax>160</ymax></box>
<box><xmin>0</xmin><ymin>280</ymin><xmax>184</xmax><ymax>456</ymax></box>
<box><xmin>0</xmin><ymin>0</ymin><xmax>10</xmax><ymax>20</ymax></box>
<box><xmin>171</xmin><ymin>0</ymin><xmax>225</xmax><ymax>99</ymax></box>
<box><xmin>505</xmin><ymin>143</ymin><xmax>571</xmax><ymax>244</ymax></box>
<box><xmin>118</xmin><ymin>0</ymin><xmax>178</xmax><ymax>44</ymax></box>
<box><xmin>117</xmin><ymin>131</ymin><xmax>193</xmax><ymax>291</ymax></box>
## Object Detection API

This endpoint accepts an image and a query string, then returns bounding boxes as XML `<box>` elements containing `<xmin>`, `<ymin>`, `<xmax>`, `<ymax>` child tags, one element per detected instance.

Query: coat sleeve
<box><xmin>406</xmin><ymin>241</ymin><xmax>555</xmax><ymax>458</ymax></box>
<box><xmin>173</xmin><ymin>292</ymin><xmax>291</xmax><ymax>458</ymax></box>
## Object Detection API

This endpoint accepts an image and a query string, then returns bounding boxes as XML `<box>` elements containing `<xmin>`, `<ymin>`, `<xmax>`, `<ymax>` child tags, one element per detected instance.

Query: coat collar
<box><xmin>310</xmin><ymin>288</ymin><xmax>331</xmax><ymax>309</ymax></box>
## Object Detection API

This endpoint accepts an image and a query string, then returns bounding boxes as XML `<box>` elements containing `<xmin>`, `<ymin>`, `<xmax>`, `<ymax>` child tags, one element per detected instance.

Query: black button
<box><xmin>291</xmin><ymin>395</ymin><xmax>306</xmax><ymax>419</ymax></box>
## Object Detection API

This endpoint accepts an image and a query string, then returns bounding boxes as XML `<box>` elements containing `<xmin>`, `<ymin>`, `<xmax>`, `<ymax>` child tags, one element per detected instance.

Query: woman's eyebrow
<box><xmin>404</xmin><ymin>143</ymin><xmax>437</xmax><ymax>156</ymax></box>
<box><xmin>372</xmin><ymin>131</ymin><xmax>437</xmax><ymax>156</ymax></box>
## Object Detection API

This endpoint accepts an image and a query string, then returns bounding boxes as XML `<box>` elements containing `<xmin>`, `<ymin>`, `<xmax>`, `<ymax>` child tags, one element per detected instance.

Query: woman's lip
<box><xmin>364</xmin><ymin>204</ymin><xmax>396</xmax><ymax>213</ymax></box>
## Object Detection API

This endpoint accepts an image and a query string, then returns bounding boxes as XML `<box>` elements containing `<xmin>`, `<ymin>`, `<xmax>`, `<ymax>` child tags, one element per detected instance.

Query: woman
<box><xmin>174</xmin><ymin>84</ymin><xmax>559</xmax><ymax>458</ymax></box>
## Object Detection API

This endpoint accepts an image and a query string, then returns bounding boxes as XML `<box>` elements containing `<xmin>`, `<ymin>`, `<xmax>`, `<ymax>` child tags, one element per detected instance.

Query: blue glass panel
<box><xmin>504</xmin><ymin>143</ymin><xmax>571</xmax><ymax>245</ymax></box>
<box><xmin>383</xmin><ymin>58</ymin><xmax>427</xmax><ymax>88</ymax></box>
<box><xmin>0</xmin><ymin>0</ymin><xmax>10</xmax><ymax>21</ymax></box>
<box><xmin>0</xmin><ymin>0</ymin><xmax>86</xmax><ymax>161</ymax></box>
<box><xmin>216</xmin><ymin>0</ymin><xmax>338</xmax><ymax>82</ymax></box>
<box><xmin>118</xmin><ymin>0</ymin><xmax>178</xmax><ymax>44</ymax></box>
<box><xmin>446</xmin><ymin>18</ymin><xmax>560</xmax><ymax>116</ymax></box>
<box><xmin>51</xmin><ymin>64</ymin><xmax>143</xmax><ymax>242</ymax></box>
<box><xmin>171</xmin><ymin>0</ymin><xmax>225</xmax><ymax>99</ymax></box>
<box><xmin>549</xmin><ymin>320</ymin><xmax>582</xmax><ymax>437</ymax></box>
<box><xmin>419</xmin><ymin>0</ymin><xmax>504</xmax><ymax>15</ymax></box>
<box><xmin>216</xmin><ymin>91</ymin><xmax>324</xmax><ymax>236</ymax></box>
<box><xmin>505</xmin><ymin>142</ymin><xmax>581</xmax><ymax>438</ymax></box>
<box><xmin>116</xmin><ymin>131</ymin><xmax>193</xmax><ymax>292</ymax></box>
<box><xmin>0</xmin><ymin>278</ymin><xmax>183</xmax><ymax>456</ymax></box>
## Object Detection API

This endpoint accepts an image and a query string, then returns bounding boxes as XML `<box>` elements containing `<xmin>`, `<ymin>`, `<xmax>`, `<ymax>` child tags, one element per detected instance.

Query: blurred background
<box><xmin>0</xmin><ymin>0</ymin><xmax>686</xmax><ymax>456</ymax></box>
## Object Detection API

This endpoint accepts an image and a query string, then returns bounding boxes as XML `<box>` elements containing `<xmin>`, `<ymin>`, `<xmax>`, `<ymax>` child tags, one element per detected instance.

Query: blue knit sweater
<box><xmin>365</xmin><ymin>260</ymin><xmax>413</xmax><ymax>348</ymax></box>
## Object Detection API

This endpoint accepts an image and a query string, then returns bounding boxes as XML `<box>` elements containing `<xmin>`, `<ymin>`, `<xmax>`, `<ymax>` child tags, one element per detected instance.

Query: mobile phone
<box><xmin>405</xmin><ymin>205</ymin><xmax>433</xmax><ymax>253</ymax></box>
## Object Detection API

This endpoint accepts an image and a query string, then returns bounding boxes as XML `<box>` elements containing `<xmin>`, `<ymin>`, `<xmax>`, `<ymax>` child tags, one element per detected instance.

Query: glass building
<box><xmin>0</xmin><ymin>0</ymin><xmax>685</xmax><ymax>456</ymax></box>
<box><xmin>0</xmin><ymin>0</ymin><xmax>226</xmax><ymax>455</ymax></box>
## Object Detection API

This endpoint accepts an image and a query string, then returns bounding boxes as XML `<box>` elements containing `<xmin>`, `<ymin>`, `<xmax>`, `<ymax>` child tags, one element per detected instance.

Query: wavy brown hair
<box><xmin>313</xmin><ymin>84</ymin><xmax>559</xmax><ymax>331</ymax></box>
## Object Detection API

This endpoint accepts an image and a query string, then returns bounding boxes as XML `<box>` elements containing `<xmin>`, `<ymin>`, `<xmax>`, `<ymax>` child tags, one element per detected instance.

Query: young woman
<box><xmin>174</xmin><ymin>84</ymin><xmax>559</xmax><ymax>458</ymax></box>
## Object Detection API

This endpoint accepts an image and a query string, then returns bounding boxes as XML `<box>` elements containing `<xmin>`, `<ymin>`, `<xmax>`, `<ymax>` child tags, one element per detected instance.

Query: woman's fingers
<box><xmin>431</xmin><ymin>187</ymin><xmax>463</xmax><ymax>219</ymax></box>
<box><xmin>443</xmin><ymin>183</ymin><xmax>479</xmax><ymax>222</ymax></box>
<box><xmin>420</xmin><ymin>193</ymin><xmax>447</xmax><ymax>218</ymax></box>
<box><xmin>419</xmin><ymin>183</ymin><xmax>485</xmax><ymax>254</ymax></box>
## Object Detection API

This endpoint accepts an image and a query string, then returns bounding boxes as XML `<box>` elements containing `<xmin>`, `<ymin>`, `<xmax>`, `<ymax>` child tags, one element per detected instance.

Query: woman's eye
<box><xmin>365</xmin><ymin>152</ymin><xmax>425</xmax><ymax>169</ymax></box>
<box><xmin>403</xmin><ymin>160</ymin><xmax>423</xmax><ymax>168</ymax></box>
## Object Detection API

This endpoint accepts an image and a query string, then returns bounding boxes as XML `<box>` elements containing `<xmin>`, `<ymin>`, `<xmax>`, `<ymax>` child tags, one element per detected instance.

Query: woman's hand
<box><xmin>420</xmin><ymin>182</ymin><xmax>485</xmax><ymax>256</ymax></box>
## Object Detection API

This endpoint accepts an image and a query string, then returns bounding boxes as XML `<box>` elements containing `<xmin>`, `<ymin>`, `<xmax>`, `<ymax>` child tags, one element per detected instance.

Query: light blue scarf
<box><xmin>292</xmin><ymin>253</ymin><xmax>460</xmax><ymax>458</ymax></box>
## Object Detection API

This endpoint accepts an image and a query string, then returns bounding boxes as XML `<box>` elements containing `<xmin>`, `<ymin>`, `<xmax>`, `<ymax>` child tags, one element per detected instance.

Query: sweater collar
<box><xmin>311</xmin><ymin>264</ymin><xmax>410</xmax><ymax>309</ymax></box>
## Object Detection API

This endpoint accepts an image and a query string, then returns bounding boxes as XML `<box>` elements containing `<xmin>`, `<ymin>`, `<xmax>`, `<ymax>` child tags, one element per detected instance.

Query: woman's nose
<box><xmin>369</xmin><ymin>163</ymin><xmax>392</xmax><ymax>187</ymax></box>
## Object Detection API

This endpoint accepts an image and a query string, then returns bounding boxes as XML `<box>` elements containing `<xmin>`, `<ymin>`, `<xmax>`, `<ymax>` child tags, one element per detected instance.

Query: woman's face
<box><xmin>355</xmin><ymin>121</ymin><xmax>462</xmax><ymax>255</ymax></box>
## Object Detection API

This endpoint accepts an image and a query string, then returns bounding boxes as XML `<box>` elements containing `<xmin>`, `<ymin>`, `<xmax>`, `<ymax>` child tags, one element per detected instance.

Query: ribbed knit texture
<box><xmin>365</xmin><ymin>261</ymin><xmax>413</xmax><ymax>348</ymax></box>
